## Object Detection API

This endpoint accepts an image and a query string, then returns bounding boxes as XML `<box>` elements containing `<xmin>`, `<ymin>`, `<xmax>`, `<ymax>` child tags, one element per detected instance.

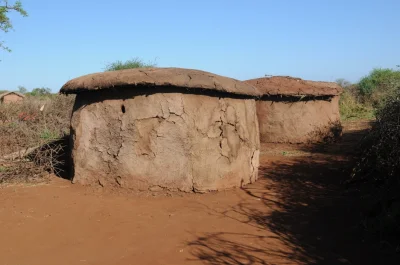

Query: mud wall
<box><xmin>257</xmin><ymin>96</ymin><xmax>341</xmax><ymax>143</ymax></box>
<box><xmin>1</xmin><ymin>94</ymin><xmax>24</xmax><ymax>104</ymax></box>
<box><xmin>70</xmin><ymin>90</ymin><xmax>260</xmax><ymax>193</ymax></box>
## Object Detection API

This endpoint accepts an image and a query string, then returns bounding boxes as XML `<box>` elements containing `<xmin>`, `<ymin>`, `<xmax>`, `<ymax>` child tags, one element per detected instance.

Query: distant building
<box><xmin>0</xmin><ymin>91</ymin><xmax>26</xmax><ymax>104</ymax></box>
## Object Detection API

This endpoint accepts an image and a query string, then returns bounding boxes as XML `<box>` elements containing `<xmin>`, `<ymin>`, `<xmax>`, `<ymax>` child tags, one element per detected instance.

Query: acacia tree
<box><xmin>0</xmin><ymin>0</ymin><xmax>28</xmax><ymax>52</ymax></box>
<box><xmin>335</xmin><ymin>78</ymin><xmax>351</xmax><ymax>88</ymax></box>
<box><xmin>17</xmin><ymin>85</ymin><xmax>26</xmax><ymax>93</ymax></box>
<box><xmin>31</xmin><ymin>87</ymin><xmax>51</xmax><ymax>96</ymax></box>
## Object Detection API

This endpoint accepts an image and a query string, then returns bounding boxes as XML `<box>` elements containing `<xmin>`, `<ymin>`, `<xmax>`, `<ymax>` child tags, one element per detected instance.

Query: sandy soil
<box><xmin>0</xmin><ymin>120</ymin><xmax>398</xmax><ymax>265</ymax></box>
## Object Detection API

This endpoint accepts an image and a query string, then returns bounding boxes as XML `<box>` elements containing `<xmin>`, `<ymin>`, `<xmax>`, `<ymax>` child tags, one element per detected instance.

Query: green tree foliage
<box><xmin>30</xmin><ymin>87</ymin><xmax>51</xmax><ymax>96</ymax></box>
<box><xmin>358</xmin><ymin>68</ymin><xmax>400</xmax><ymax>97</ymax></box>
<box><xmin>0</xmin><ymin>0</ymin><xmax>28</xmax><ymax>52</ymax></box>
<box><xmin>104</xmin><ymin>57</ymin><xmax>157</xmax><ymax>71</ymax></box>
<box><xmin>17</xmin><ymin>85</ymin><xmax>26</xmax><ymax>93</ymax></box>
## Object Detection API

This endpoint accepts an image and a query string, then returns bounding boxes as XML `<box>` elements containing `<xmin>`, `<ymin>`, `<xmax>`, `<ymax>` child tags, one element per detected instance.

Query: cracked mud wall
<box><xmin>257</xmin><ymin>96</ymin><xmax>341</xmax><ymax>143</ymax></box>
<box><xmin>70</xmin><ymin>91</ymin><xmax>260</xmax><ymax>193</ymax></box>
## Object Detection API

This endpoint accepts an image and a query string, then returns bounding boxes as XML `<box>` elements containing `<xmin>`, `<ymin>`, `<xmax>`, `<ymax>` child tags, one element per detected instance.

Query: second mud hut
<box><xmin>246</xmin><ymin>76</ymin><xmax>343</xmax><ymax>143</ymax></box>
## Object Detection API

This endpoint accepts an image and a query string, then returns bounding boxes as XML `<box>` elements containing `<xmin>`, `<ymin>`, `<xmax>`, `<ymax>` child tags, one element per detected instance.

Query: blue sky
<box><xmin>0</xmin><ymin>0</ymin><xmax>399</xmax><ymax>92</ymax></box>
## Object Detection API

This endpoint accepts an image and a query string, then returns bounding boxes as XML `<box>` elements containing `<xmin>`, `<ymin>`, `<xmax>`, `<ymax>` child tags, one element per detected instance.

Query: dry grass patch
<box><xmin>0</xmin><ymin>94</ymin><xmax>74</xmax><ymax>184</ymax></box>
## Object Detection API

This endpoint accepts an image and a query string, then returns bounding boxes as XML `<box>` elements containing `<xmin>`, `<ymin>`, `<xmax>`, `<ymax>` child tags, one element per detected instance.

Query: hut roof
<box><xmin>60</xmin><ymin>68</ymin><xmax>261</xmax><ymax>97</ymax></box>
<box><xmin>0</xmin><ymin>91</ymin><xmax>26</xmax><ymax>99</ymax></box>
<box><xmin>245</xmin><ymin>76</ymin><xmax>343</xmax><ymax>96</ymax></box>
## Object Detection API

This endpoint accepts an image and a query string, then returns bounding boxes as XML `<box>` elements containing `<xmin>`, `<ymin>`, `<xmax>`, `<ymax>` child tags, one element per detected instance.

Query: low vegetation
<box><xmin>104</xmin><ymin>57</ymin><xmax>157</xmax><ymax>71</ymax></box>
<box><xmin>339</xmin><ymin>87</ymin><xmax>375</xmax><ymax>120</ymax></box>
<box><xmin>0</xmin><ymin>94</ymin><xmax>75</xmax><ymax>183</ymax></box>
<box><xmin>349</xmin><ymin>91</ymin><xmax>400</xmax><ymax>246</ymax></box>
<box><xmin>338</xmin><ymin>67</ymin><xmax>400</xmax><ymax>121</ymax></box>
<box><xmin>343</xmin><ymin>68</ymin><xmax>400</xmax><ymax>249</ymax></box>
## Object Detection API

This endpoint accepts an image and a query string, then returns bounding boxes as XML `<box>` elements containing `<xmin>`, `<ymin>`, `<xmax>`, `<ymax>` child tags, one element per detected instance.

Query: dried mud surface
<box><xmin>256</xmin><ymin>96</ymin><xmax>341</xmax><ymax>143</ymax></box>
<box><xmin>245</xmin><ymin>76</ymin><xmax>342</xmax><ymax>96</ymax></box>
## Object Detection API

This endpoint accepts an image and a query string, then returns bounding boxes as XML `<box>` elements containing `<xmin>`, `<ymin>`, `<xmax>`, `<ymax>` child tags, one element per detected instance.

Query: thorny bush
<box><xmin>0</xmin><ymin>94</ymin><xmax>75</xmax><ymax>183</ymax></box>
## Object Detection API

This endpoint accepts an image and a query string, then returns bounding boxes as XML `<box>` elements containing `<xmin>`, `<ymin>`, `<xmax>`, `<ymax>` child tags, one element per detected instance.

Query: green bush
<box><xmin>29</xmin><ymin>87</ymin><xmax>52</xmax><ymax>97</ymax></box>
<box><xmin>40</xmin><ymin>129</ymin><xmax>60</xmax><ymax>140</ymax></box>
<box><xmin>338</xmin><ymin>68</ymin><xmax>400</xmax><ymax>121</ymax></box>
<box><xmin>358</xmin><ymin>68</ymin><xmax>400</xmax><ymax>104</ymax></box>
<box><xmin>104</xmin><ymin>57</ymin><xmax>157</xmax><ymax>71</ymax></box>
<box><xmin>350</xmin><ymin>88</ymin><xmax>400</xmax><ymax>244</ymax></box>
<box><xmin>357</xmin><ymin>94</ymin><xmax>400</xmax><ymax>181</ymax></box>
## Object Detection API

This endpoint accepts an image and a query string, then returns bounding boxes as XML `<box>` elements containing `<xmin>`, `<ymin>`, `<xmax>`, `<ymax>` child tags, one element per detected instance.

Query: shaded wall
<box><xmin>257</xmin><ymin>96</ymin><xmax>341</xmax><ymax>143</ymax></box>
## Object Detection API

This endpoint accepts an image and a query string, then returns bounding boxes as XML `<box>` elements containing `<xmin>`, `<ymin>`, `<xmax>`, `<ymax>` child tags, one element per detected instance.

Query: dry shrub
<box><xmin>339</xmin><ymin>86</ymin><xmax>375</xmax><ymax>121</ymax></box>
<box><xmin>307</xmin><ymin>120</ymin><xmax>343</xmax><ymax>144</ymax></box>
<box><xmin>339</xmin><ymin>68</ymin><xmax>400</xmax><ymax>121</ymax></box>
<box><xmin>0</xmin><ymin>94</ymin><xmax>75</xmax><ymax>184</ymax></box>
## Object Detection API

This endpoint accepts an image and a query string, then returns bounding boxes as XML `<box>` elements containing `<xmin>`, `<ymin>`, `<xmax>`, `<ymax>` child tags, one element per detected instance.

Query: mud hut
<box><xmin>60</xmin><ymin>68</ymin><xmax>261</xmax><ymax>193</ymax></box>
<box><xmin>0</xmin><ymin>91</ymin><xmax>25</xmax><ymax>104</ymax></box>
<box><xmin>245</xmin><ymin>76</ymin><xmax>343</xmax><ymax>143</ymax></box>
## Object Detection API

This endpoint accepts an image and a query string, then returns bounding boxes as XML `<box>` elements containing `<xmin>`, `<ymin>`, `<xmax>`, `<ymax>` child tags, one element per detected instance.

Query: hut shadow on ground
<box><xmin>188</xmin><ymin>125</ymin><xmax>399</xmax><ymax>265</ymax></box>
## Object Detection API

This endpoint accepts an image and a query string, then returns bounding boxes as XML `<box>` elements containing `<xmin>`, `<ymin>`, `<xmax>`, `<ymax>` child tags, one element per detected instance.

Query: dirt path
<box><xmin>0</xmin><ymin>120</ymin><xmax>398</xmax><ymax>265</ymax></box>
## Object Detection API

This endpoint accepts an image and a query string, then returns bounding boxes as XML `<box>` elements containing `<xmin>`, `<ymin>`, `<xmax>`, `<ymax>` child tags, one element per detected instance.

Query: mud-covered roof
<box><xmin>60</xmin><ymin>68</ymin><xmax>261</xmax><ymax>97</ymax></box>
<box><xmin>245</xmin><ymin>76</ymin><xmax>343</xmax><ymax>96</ymax></box>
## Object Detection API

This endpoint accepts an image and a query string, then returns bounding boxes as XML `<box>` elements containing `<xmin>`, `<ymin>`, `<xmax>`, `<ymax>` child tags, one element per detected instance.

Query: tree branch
<box><xmin>0</xmin><ymin>0</ymin><xmax>28</xmax><ymax>51</ymax></box>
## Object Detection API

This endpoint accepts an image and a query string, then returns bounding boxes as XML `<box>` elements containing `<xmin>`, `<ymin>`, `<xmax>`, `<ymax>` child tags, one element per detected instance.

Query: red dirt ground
<box><xmin>0</xmin><ymin>120</ymin><xmax>398</xmax><ymax>265</ymax></box>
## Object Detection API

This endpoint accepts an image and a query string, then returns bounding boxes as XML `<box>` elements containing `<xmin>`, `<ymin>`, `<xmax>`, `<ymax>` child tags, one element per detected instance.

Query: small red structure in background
<box><xmin>0</xmin><ymin>92</ymin><xmax>26</xmax><ymax>104</ymax></box>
